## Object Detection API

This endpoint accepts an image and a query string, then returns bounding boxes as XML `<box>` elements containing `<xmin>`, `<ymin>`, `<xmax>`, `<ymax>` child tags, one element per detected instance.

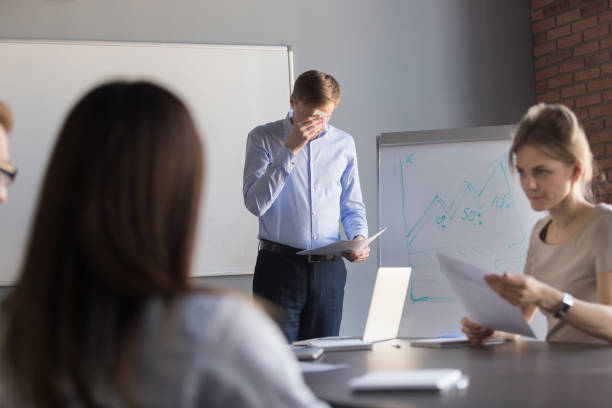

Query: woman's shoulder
<box><xmin>584</xmin><ymin>203</ymin><xmax>612</xmax><ymax>236</ymax></box>
<box><xmin>592</xmin><ymin>203</ymin><xmax>612</xmax><ymax>219</ymax></box>
<box><xmin>143</xmin><ymin>292</ymin><xmax>279</xmax><ymax>346</ymax></box>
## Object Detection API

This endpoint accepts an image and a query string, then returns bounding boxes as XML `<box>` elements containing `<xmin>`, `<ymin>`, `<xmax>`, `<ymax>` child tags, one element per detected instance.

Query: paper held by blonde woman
<box><xmin>437</xmin><ymin>252</ymin><xmax>536</xmax><ymax>338</ymax></box>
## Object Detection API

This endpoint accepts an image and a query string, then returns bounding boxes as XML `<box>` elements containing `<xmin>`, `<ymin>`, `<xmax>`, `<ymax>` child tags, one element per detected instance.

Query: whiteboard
<box><xmin>378</xmin><ymin>126</ymin><xmax>542</xmax><ymax>337</ymax></box>
<box><xmin>0</xmin><ymin>40</ymin><xmax>293</xmax><ymax>284</ymax></box>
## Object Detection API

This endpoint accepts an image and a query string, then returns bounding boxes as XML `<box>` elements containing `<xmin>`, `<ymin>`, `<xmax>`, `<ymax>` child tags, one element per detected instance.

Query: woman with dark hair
<box><xmin>0</xmin><ymin>81</ymin><xmax>327</xmax><ymax>407</ymax></box>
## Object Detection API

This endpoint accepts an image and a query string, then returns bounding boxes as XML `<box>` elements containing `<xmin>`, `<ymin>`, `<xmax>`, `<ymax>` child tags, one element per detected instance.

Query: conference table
<box><xmin>303</xmin><ymin>339</ymin><xmax>612</xmax><ymax>407</ymax></box>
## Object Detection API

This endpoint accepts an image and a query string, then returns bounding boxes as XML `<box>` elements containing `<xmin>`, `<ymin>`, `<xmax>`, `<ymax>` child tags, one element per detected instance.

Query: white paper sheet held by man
<box><xmin>297</xmin><ymin>227</ymin><xmax>387</xmax><ymax>256</ymax></box>
<box><xmin>437</xmin><ymin>253</ymin><xmax>535</xmax><ymax>338</ymax></box>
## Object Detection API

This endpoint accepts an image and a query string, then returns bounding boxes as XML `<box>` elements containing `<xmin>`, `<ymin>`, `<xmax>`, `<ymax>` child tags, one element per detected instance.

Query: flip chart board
<box><xmin>377</xmin><ymin>126</ymin><xmax>542</xmax><ymax>337</ymax></box>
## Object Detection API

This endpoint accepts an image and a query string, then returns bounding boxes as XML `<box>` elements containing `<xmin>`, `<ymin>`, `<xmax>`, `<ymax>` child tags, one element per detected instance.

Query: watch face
<box><xmin>554</xmin><ymin>292</ymin><xmax>574</xmax><ymax>318</ymax></box>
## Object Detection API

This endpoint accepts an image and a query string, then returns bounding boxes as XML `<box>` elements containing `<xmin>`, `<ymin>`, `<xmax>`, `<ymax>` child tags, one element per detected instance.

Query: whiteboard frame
<box><xmin>376</xmin><ymin>125</ymin><xmax>515</xmax><ymax>268</ymax></box>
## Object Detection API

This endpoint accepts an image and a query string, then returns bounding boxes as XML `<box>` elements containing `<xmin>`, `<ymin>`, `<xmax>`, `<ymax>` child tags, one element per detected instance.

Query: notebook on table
<box><xmin>349</xmin><ymin>369</ymin><xmax>467</xmax><ymax>392</ymax></box>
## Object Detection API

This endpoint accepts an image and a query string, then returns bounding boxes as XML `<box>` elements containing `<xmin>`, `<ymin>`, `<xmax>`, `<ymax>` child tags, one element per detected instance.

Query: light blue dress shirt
<box><xmin>243</xmin><ymin>112</ymin><xmax>368</xmax><ymax>250</ymax></box>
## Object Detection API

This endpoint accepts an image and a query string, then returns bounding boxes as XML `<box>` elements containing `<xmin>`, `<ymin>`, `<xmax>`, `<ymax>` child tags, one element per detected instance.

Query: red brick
<box><xmin>558</xmin><ymin>9</ymin><xmax>582</xmax><ymax>25</ymax></box>
<box><xmin>561</xmin><ymin>98</ymin><xmax>576</xmax><ymax>108</ymax></box>
<box><xmin>550</xmin><ymin>73</ymin><xmax>574</xmax><ymax>87</ymax></box>
<box><xmin>536</xmin><ymin>65</ymin><xmax>559</xmax><ymax>81</ymax></box>
<box><xmin>590</xmin><ymin>130</ymin><xmax>612</xmax><ymax>143</ymax></box>
<box><xmin>602</xmin><ymin>36</ymin><xmax>612</xmax><ymax>49</ymax></box>
<box><xmin>602</xmin><ymin>63</ymin><xmax>612</xmax><ymax>74</ymax></box>
<box><xmin>604</xmin><ymin>89</ymin><xmax>612</xmax><ymax>100</ymax></box>
<box><xmin>584</xmin><ymin>24</ymin><xmax>610</xmax><ymax>41</ymax></box>
<box><xmin>593</xmin><ymin>184</ymin><xmax>612</xmax><ymax>195</ymax></box>
<box><xmin>581</xmin><ymin>0</ymin><xmax>609</xmax><ymax>16</ymax></box>
<box><xmin>589</xmin><ymin>77</ymin><xmax>612</xmax><ymax>91</ymax></box>
<box><xmin>533</xmin><ymin>0</ymin><xmax>554</xmax><ymax>8</ymax></box>
<box><xmin>584</xmin><ymin>118</ymin><xmax>605</xmax><ymax>130</ymax></box>
<box><xmin>596</xmin><ymin>156</ymin><xmax>612</xmax><ymax>168</ymax></box>
<box><xmin>563</xmin><ymin>83</ymin><xmax>587</xmax><ymax>97</ymax></box>
<box><xmin>589</xmin><ymin>103</ymin><xmax>612</xmax><ymax>117</ymax></box>
<box><xmin>534</xmin><ymin>31</ymin><xmax>548</xmax><ymax>44</ymax></box>
<box><xmin>561</xmin><ymin>58</ymin><xmax>586</xmax><ymax>72</ymax></box>
<box><xmin>575</xmin><ymin>41</ymin><xmax>600</xmax><ymax>55</ymax></box>
<box><xmin>536</xmin><ymin>80</ymin><xmax>549</xmax><ymax>92</ymax></box>
<box><xmin>537</xmin><ymin>90</ymin><xmax>561</xmax><ymax>102</ymax></box>
<box><xmin>559</xmin><ymin>32</ymin><xmax>583</xmax><ymax>48</ymax></box>
<box><xmin>535</xmin><ymin>56</ymin><xmax>549</xmax><ymax>69</ymax></box>
<box><xmin>586</xmin><ymin>51</ymin><xmax>612</xmax><ymax>65</ymax></box>
<box><xmin>570</xmin><ymin>0</ymin><xmax>596</xmax><ymax>6</ymax></box>
<box><xmin>533</xmin><ymin>17</ymin><xmax>556</xmax><ymax>33</ymax></box>
<box><xmin>605</xmin><ymin>117</ymin><xmax>612</xmax><ymax>126</ymax></box>
<box><xmin>533</xmin><ymin>8</ymin><xmax>545</xmax><ymax>21</ymax></box>
<box><xmin>573</xmin><ymin>15</ymin><xmax>599</xmax><ymax>32</ymax></box>
<box><xmin>535</xmin><ymin>41</ymin><xmax>557</xmax><ymax>56</ymax></box>
<box><xmin>576</xmin><ymin>108</ymin><xmax>589</xmax><ymax>119</ymax></box>
<box><xmin>575</xmin><ymin>67</ymin><xmax>601</xmax><ymax>81</ymax></box>
<box><xmin>543</xmin><ymin>2</ymin><xmax>569</xmax><ymax>18</ymax></box>
<box><xmin>577</xmin><ymin>93</ymin><xmax>603</xmax><ymax>107</ymax></box>
<box><xmin>549</xmin><ymin>49</ymin><xmax>573</xmax><ymax>63</ymax></box>
<box><xmin>548</xmin><ymin>24</ymin><xmax>572</xmax><ymax>40</ymax></box>
<box><xmin>592</xmin><ymin>144</ymin><xmax>606</xmax><ymax>156</ymax></box>
<box><xmin>600</xmin><ymin>10</ymin><xmax>612</xmax><ymax>22</ymax></box>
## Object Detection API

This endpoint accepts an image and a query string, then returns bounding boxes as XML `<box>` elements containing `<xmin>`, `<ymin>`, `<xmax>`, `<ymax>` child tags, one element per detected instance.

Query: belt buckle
<box><xmin>307</xmin><ymin>254</ymin><xmax>321</xmax><ymax>263</ymax></box>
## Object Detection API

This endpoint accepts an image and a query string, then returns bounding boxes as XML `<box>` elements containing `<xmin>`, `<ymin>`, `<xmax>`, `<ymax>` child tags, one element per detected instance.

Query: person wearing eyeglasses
<box><xmin>0</xmin><ymin>101</ymin><xmax>16</xmax><ymax>203</ymax></box>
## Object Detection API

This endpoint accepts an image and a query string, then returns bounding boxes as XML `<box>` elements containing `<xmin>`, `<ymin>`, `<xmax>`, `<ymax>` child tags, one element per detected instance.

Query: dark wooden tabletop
<box><xmin>303</xmin><ymin>339</ymin><xmax>612</xmax><ymax>408</ymax></box>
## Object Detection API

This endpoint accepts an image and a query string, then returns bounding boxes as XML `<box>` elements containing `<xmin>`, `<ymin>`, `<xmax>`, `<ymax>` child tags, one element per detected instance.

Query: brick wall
<box><xmin>531</xmin><ymin>0</ymin><xmax>612</xmax><ymax>202</ymax></box>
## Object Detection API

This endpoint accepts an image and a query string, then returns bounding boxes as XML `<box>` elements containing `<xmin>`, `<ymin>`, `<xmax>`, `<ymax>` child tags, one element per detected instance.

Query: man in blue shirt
<box><xmin>243</xmin><ymin>70</ymin><xmax>369</xmax><ymax>342</ymax></box>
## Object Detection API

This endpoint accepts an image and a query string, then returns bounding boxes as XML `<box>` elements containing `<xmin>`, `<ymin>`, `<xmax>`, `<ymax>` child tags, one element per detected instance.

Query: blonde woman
<box><xmin>462</xmin><ymin>103</ymin><xmax>612</xmax><ymax>345</ymax></box>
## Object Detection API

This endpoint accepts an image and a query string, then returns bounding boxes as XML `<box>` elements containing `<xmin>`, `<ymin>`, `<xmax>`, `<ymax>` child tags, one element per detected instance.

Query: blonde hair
<box><xmin>0</xmin><ymin>101</ymin><xmax>12</xmax><ymax>133</ymax></box>
<box><xmin>292</xmin><ymin>70</ymin><xmax>341</xmax><ymax>107</ymax></box>
<box><xmin>510</xmin><ymin>103</ymin><xmax>595</xmax><ymax>200</ymax></box>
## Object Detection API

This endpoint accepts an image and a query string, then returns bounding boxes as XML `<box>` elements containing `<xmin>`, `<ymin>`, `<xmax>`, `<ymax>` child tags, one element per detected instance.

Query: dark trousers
<box><xmin>253</xmin><ymin>250</ymin><xmax>347</xmax><ymax>343</ymax></box>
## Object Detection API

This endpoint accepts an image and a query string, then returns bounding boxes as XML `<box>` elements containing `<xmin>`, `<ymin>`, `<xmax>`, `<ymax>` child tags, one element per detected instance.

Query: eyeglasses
<box><xmin>0</xmin><ymin>162</ymin><xmax>17</xmax><ymax>186</ymax></box>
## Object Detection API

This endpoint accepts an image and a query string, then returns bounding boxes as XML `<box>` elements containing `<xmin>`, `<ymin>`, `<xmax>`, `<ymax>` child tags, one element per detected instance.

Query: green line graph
<box><xmin>400</xmin><ymin>152</ymin><xmax>530</xmax><ymax>303</ymax></box>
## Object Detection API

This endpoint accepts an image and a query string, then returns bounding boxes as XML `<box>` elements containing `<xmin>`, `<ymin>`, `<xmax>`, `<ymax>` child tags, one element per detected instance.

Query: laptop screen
<box><xmin>362</xmin><ymin>267</ymin><xmax>411</xmax><ymax>343</ymax></box>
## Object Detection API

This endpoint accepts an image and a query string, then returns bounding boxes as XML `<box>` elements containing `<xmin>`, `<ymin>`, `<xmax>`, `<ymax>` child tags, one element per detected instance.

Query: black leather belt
<box><xmin>259</xmin><ymin>240</ymin><xmax>336</xmax><ymax>263</ymax></box>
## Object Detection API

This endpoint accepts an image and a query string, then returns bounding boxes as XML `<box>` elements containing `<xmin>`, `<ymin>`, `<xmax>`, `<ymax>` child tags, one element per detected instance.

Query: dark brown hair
<box><xmin>0</xmin><ymin>101</ymin><xmax>12</xmax><ymax>133</ymax></box>
<box><xmin>0</xmin><ymin>81</ymin><xmax>203</xmax><ymax>407</ymax></box>
<box><xmin>510</xmin><ymin>103</ymin><xmax>595</xmax><ymax>200</ymax></box>
<box><xmin>291</xmin><ymin>70</ymin><xmax>341</xmax><ymax>106</ymax></box>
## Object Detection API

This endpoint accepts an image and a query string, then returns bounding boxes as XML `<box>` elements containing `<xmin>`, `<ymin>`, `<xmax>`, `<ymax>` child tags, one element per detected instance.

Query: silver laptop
<box><xmin>292</xmin><ymin>267</ymin><xmax>411</xmax><ymax>348</ymax></box>
<box><xmin>362</xmin><ymin>267</ymin><xmax>412</xmax><ymax>343</ymax></box>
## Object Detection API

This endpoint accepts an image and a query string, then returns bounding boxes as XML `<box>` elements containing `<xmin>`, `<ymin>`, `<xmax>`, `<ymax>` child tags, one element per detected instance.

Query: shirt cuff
<box><xmin>274</xmin><ymin>146</ymin><xmax>297</xmax><ymax>173</ymax></box>
<box><xmin>348</xmin><ymin>228</ymin><xmax>368</xmax><ymax>240</ymax></box>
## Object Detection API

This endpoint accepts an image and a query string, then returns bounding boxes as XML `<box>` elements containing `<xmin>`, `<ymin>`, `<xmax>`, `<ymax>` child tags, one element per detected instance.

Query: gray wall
<box><xmin>0</xmin><ymin>0</ymin><xmax>535</xmax><ymax>336</ymax></box>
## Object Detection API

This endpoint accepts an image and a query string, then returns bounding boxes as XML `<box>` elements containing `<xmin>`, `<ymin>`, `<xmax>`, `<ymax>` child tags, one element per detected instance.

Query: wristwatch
<box><xmin>553</xmin><ymin>292</ymin><xmax>574</xmax><ymax>319</ymax></box>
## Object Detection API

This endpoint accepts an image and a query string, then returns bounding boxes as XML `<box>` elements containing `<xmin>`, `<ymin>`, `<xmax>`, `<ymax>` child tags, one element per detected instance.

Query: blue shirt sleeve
<box><xmin>340</xmin><ymin>140</ymin><xmax>368</xmax><ymax>240</ymax></box>
<box><xmin>243</xmin><ymin>128</ymin><xmax>296</xmax><ymax>217</ymax></box>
